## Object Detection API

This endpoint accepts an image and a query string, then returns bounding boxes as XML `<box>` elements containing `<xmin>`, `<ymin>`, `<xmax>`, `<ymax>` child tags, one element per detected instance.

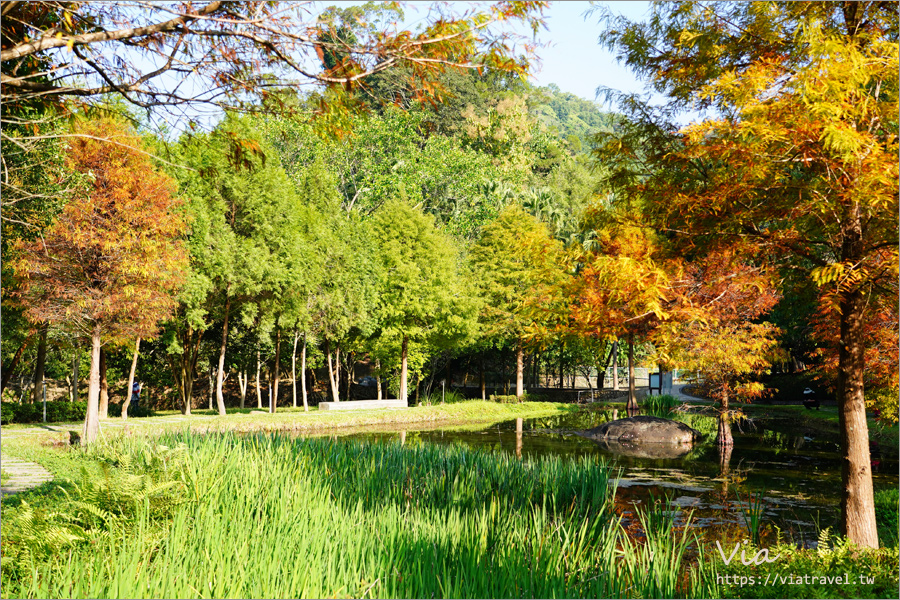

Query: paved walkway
<box><xmin>670</xmin><ymin>383</ymin><xmax>715</xmax><ymax>405</ymax></box>
<box><xmin>1</xmin><ymin>457</ymin><xmax>53</xmax><ymax>496</ymax></box>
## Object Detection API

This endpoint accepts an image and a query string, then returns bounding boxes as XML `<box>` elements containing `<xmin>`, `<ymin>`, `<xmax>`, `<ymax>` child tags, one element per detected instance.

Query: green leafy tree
<box><xmin>369</xmin><ymin>199</ymin><xmax>478</xmax><ymax>402</ymax></box>
<box><xmin>470</xmin><ymin>205</ymin><xmax>567</xmax><ymax>398</ymax></box>
<box><xmin>172</xmin><ymin>116</ymin><xmax>311</xmax><ymax>414</ymax></box>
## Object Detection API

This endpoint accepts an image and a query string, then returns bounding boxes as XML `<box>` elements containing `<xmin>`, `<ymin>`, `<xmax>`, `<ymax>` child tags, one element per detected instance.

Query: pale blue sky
<box><xmin>528</xmin><ymin>1</ymin><xmax>652</xmax><ymax>103</ymax></box>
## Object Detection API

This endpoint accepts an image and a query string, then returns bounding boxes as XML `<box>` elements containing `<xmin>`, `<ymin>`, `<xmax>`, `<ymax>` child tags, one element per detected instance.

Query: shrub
<box><xmin>488</xmin><ymin>392</ymin><xmax>549</xmax><ymax>404</ymax></box>
<box><xmin>107</xmin><ymin>403</ymin><xmax>155</xmax><ymax>418</ymax></box>
<box><xmin>0</xmin><ymin>401</ymin><xmax>86</xmax><ymax>424</ymax></box>
<box><xmin>1</xmin><ymin>402</ymin><xmax>16</xmax><ymax>425</ymax></box>
<box><xmin>489</xmin><ymin>393</ymin><xmax>519</xmax><ymax>404</ymax></box>
<box><xmin>716</xmin><ymin>535</ymin><xmax>900</xmax><ymax>599</ymax></box>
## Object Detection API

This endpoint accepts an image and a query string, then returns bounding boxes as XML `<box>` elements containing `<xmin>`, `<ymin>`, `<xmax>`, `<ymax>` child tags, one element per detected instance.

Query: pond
<box><xmin>319</xmin><ymin>407</ymin><xmax>899</xmax><ymax>548</ymax></box>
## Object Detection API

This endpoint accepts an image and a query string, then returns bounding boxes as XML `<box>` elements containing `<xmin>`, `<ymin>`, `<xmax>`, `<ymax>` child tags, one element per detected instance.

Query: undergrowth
<box><xmin>2</xmin><ymin>432</ymin><xmax>717</xmax><ymax>599</ymax></box>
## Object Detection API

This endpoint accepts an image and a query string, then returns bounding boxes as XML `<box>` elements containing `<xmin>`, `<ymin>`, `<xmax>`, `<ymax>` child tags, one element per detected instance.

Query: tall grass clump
<box><xmin>417</xmin><ymin>388</ymin><xmax>467</xmax><ymax>406</ymax></box>
<box><xmin>642</xmin><ymin>394</ymin><xmax>679</xmax><ymax>416</ymax></box>
<box><xmin>3</xmin><ymin>432</ymin><xmax>717</xmax><ymax>599</ymax></box>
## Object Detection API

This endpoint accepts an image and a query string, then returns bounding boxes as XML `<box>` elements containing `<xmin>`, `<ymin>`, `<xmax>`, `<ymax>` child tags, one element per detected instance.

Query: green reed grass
<box><xmin>642</xmin><ymin>394</ymin><xmax>679</xmax><ymax>416</ymax></box>
<box><xmin>3</xmin><ymin>432</ymin><xmax>716</xmax><ymax>599</ymax></box>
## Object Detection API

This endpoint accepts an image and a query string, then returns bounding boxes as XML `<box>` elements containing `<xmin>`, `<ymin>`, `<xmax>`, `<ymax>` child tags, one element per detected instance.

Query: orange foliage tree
<box><xmin>594</xmin><ymin>2</ymin><xmax>897</xmax><ymax>547</ymax></box>
<box><xmin>568</xmin><ymin>214</ymin><xmax>670</xmax><ymax>412</ymax></box>
<box><xmin>654</xmin><ymin>249</ymin><xmax>783</xmax><ymax>446</ymax></box>
<box><xmin>11</xmin><ymin>117</ymin><xmax>187</xmax><ymax>444</ymax></box>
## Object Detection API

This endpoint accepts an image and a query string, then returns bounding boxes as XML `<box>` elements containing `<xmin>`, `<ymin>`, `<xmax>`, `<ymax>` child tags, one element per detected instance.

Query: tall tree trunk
<box><xmin>838</xmin><ymin>287</ymin><xmax>878</xmax><ymax>547</ymax></box>
<box><xmin>30</xmin><ymin>326</ymin><xmax>48</xmax><ymax>404</ymax></box>
<box><xmin>291</xmin><ymin>331</ymin><xmax>299</xmax><ymax>408</ymax></box>
<box><xmin>169</xmin><ymin>327</ymin><xmax>195</xmax><ymax>416</ymax></box>
<box><xmin>72</xmin><ymin>345</ymin><xmax>81</xmax><ymax>402</ymax></box>
<box><xmin>1</xmin><ymin>336</ymin><xmax>32</xmax><ymax>396</ymax></box>
<box><xmin>123</xmin><ymin>338</ymin><xmax>140</xmax><ymax>419</ymax></box>
<box><xmin>480</xmin><ymin>360</ymin><xmax>486</xmax><ymax>400</ymax></box>
<box><xmin>98</xmin><ymin>347</ymin><xmax>109</xmax><ymax>418</ymax></box>
<box><xmin>82</xmin><ymin>326</ymin><xmax>102</xmax><ymax>445</ymax></box>
<box><xmin>301</xmin><ymin>334</ymin><xmax>308</xmax><ymax>411</ymax></box>
<box><xmin>399</xmin><ymin>336</ymin><xmax>409</xmax><ymax>403</ymax></box>
<box><xmin>215</xmin><ymin>299</ymin><xmax>230</xmax><ymax>416</ymax></box>
<box><xmin>612</xmin><ymin>341</ymin><xmax>619</xmax><ymax>391</ymax></box>
<box><xmin>326</xmin><ymin>340</ymin><xmax>340</xmax><ymax>403</ymax></box>
<box><xmin>335</xmin><ymin>345</ymin><xmax>341</xmax><ymax>399</ymax></box>
<box><xmin>346</xmin><ymin>351</ymin><xmax>354</xmax><ymax>400</ymax></box>
<box><xmin>376</xmin><ymin>358</ymin><xmax>383</xmax><ymax>400</ymax></box>
<box><xmin>271</xmin><ymin>323</ymin><xmax>281</xmax><ymax>413</ymax></box>
<box><xmin>717</xmin><ymin>386</ymin><xmax>733</xmax><ymax>447</ymax></box>
<box><xmin>238</xmin><ymin>371</ymin><xmax>247</xmax><ymax>409</ymax></box>
<box><xmin>515</xmin><ymin>341</ymin><xmax>524</xmax><ymax>399</ymax></box>
<box><xmin>626</xmin><ymin>335</ymin><xmax>638</xmax><ymax>413</ymax></box>
<box><xmin>598</xmin><ymin>341</ymin><xmax>614</xmax><ymax>389</ymax></box>
<box><xmin>208</xmin><ymin>364</ymin><xmax>214</xmax><ymax>410</ymax></box>
<box><xmin>558</xmin><ymin>348</ymin><xmax>564</xmax><ymax>389</ymax></box>
<box><xmin>256</xmin><ymin>348</ymin><xmax>262</xmax><ymax>409</ymax></box>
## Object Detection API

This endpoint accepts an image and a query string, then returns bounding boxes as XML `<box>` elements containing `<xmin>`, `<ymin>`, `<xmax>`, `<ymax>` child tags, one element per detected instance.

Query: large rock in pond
<box><xmin>582</xmin><ymin>416</ymin><xmax>703</xmax><ymax>459</ymax></box>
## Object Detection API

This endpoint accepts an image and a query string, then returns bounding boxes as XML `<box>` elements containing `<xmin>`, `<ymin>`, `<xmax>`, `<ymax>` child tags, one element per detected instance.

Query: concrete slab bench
<box><xmin>318</xmin><ymin>399</ymin><xmax>408</xmax><ymax>411</ymax></box>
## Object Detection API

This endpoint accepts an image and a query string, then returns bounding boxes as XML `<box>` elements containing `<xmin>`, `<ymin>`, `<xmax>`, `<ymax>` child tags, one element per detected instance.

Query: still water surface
<box><xmin>310</xmin><ymin>408</ymin><xmax>897</xmax><ymax>546</ymax></box>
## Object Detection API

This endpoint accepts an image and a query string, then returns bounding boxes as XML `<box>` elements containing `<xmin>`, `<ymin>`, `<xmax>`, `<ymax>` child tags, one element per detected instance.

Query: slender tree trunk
<box><xmin>515</xmin><ymin>341</ymin><xmax>524</xmax><ymax>399</ymax></box>
<box><xmin>1</xmin><ymin>337</ymin><xmax>32</xmax><ymax>396</ymax></box>
<box><xmin>598</xmin><ymin>341</ymin><xmax>614</xmax><ymax>389</ymax></box>
<box><xmin>238</xmin><ymin>371</ymin><xmax>247</xmax><ymax>409</ymax></box>
<box><xmin>301</xmin><ymin>335</ymin><xmax>308</xmax><ymax>411</ymax></box>
<box><xmin>208</xmin><ymin>365</ymin><xmax>214</xmax><ymax>410</ymax></box>
<box><xmin>98</xmin><ymin>347</ymin><xmax>109</xmax><ymax>418</ymax></box>
<box><xmin>185</xmin><ymin>330</ymin><xmax>199</xmax><ymax>416</ymax></box>
<box><xmin>215</xmin><ymin>299</ymin><xmax>230</xmax><ymax>416</ymax></box>
<box><xmin>346</xmin><ymin>352</ymin><xmax>354</xmax><ymax>400</ymax></box>
<box><xmin>29</xmin><ymin>327</ymin><xmax>48</xmax><ymax>404</ymax></box>
<box><xmin>376</xmin><ymin>358</ymin><xmax>382</xmax><ymax>400</ymax></box>
<box><xmin>272</xmin><ymin>323</ymin><xmax>281</xmax><ymax>413</ymax></box>
<box><xmin>335</xmin><ymin>345</ymin><xmax>341</xmax><ymax>399</ymax></box>
<box><xmin>72</xmin><ymin>344</ymin><xmax>81</xmax><ymax>402</ymax></box>
<box><xmin>612</xmin><ymin>341</ymin><xmax>619</xmax><ymax>391</ymax></box>
<box><xmin>122</xmin><ymin>338</ymin><xmax>140</xmax><ymax>419</ymax></box>
<box><xmin>717</xmin><ymin>386</ymin><xmax>733</xmax><ymax>447</ymax></box>
<box><xmin>256</xmin><ymin>348</ymin><xmax>262</xmax><ymax>409</ymax></box>
<box><xmin>480</xmin><ymin>360</ymin><xmax>486</xmax><ymax>401</ymax></box>
<box><xmin>169</xmin><ymin>327</ymin><xmax>196</xmax><ymax>416</ymax></box>
<box><xmin>626</xmin><ymin>335</ymin><xmax>638</xmax><ymax>413</ymax></box>
<box><xmin>399</xmin><ymin>336</ymin><xmax>409</xmax><ymax>403</ymax></box>
<box><xmin>838</xmin><ymin>287</ymin><xmax>879</xmax><ymax>547</ymax></box>
<box><xmin>326</xmin><ymin>340</ymin><xmax>340</xmax><ymax>403</ymax></box>
<box><xmin>291</xmin><ymin>331</ymin><xmax>299</xmax><ymax>408</ymax></box>
<box><xmin>558</xmin><ymin>348</ymin><xmax>564</xmax><ymax>389</ymax></box>
<box><xmin>82</xmin><ymin>326</ymin><xmax>102</xmax><ymax>445</ymax></box>
<box><xmin>72</xmin><ymin>345</ymin><xmax>81</xmax><ymax>402</ymax></box>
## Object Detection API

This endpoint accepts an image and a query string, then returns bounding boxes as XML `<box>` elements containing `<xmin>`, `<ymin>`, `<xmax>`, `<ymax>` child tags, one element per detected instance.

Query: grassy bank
<box><xmin>1</xmin><ymin>400</ymin><xmax>577</xmax><ymax>435</ymax></box>
<box><xmin>2</xmin><ymin>432</ymin><xmax>715</xmax><ymax>599</ymax></box>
